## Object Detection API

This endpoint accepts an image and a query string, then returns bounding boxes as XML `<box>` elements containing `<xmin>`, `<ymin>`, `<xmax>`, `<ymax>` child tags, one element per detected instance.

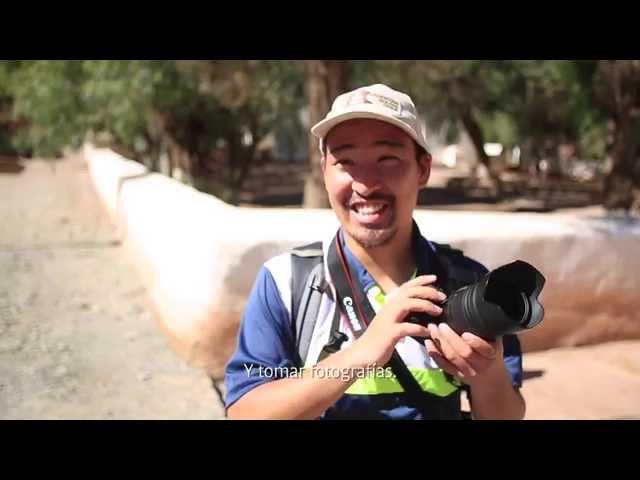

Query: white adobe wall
<box><xmin>84</xmin><ymin>145</ymin><xmax>640</xmax><ymax>378</ymax></box>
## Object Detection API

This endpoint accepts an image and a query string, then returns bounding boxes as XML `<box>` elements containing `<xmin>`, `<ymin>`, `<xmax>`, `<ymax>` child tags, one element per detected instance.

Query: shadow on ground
<box><xmin>522</xmin><ymin>369</ymin><xmax>546</xmax><ymax>381</ymax></box>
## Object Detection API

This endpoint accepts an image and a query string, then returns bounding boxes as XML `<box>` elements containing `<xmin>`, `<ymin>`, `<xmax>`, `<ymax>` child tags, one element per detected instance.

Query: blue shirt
<box><xmin>224</xmin><ymin>230</ymin><xmax>523</xmax><ymax>419</ymax></box>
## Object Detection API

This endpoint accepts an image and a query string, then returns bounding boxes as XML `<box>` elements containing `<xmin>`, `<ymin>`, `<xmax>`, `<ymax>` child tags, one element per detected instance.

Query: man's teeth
<box><xmin>354</xmin><ymin>203</ymin><xmax>386</xmax><ymax>215</ymax></box>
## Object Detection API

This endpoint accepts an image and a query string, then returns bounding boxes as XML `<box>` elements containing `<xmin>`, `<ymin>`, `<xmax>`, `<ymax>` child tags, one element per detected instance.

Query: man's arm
<box><xmin>226</xmin><ymin>273</ymin><xmax>442</xmax><ymax>419</ymax></box>
<box><xmin>227</xmin><ymin>347</ymin><xmax>367</xmax><ymax>420</ymax></box>
<box><xmin>425</xmin><ymin>323</ymin><xmax>526</xmax><ymax>420</ymax></box>
<box><xmin>467</xmin><ymin>362</ymin><xmax>525</xmax><ymax>420</ymax></box>
<box><xmin>224</xmin><ymin>264</ymin><xmax>380</xmax><ymax>420</ymax></box>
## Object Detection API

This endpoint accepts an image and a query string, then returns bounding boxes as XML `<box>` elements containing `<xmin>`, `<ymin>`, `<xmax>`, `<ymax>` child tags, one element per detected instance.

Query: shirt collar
<box><xmin>338</xmin><ymin>220</ymin><xmax>434</xmax><ymax>293</ymax></box>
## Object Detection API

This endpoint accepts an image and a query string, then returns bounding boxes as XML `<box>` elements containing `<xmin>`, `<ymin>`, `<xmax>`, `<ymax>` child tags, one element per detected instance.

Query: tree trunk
<box><xmin>144</xmin><ymin>110</ymin><xmax>170</xmax><ymax>175</ymax></box>
<box><xmin>603</xmin><ymin>114</ymin><xmax>637</xmax><ymax>210</ymax></box>
<box><xmin>227</xmin><ymin>129</ymin><xmax>257</xmax><ymax>206</ymax></box>
<box><xmin>303</xmin><ymin>60</ymin><xmax>350</xmax><ymax>208</ymax></box>
<box><xmin>168</xmin><ymin>140</ymin><xmax>196</xmax><ymax>186</ymax></box>
<box><xmin>460</xmin><ymin>109</ymin><xmax>502</xmax><ymax>197</ymax></box>
<box><xmin>599</xmin><ymin>61</ymin><xmax>640</xmax><ymax>211</ymax></box>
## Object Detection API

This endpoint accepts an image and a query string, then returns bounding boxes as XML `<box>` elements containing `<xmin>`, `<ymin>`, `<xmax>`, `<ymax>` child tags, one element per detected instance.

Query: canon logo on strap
<box><xmin>342</xmin><ymin>297</ymin><xmax>362</xmax><ymax>332</ymax></box>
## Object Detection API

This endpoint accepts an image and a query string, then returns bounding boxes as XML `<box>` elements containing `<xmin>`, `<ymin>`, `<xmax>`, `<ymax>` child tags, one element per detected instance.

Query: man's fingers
<box><xmin>440</xmin><ymin>326</ymin><xmax>497</xmax><ymax>373</ymax></box>
<box><xmin>402</xmin><ymin>274</ymin><xmax>438</xmax><ymax>288</ymax></box>
<box><xmin>425</xmin><ymin>339</ymin><xmax>462</xmax><ymax>378</ymax></box>
<box><xmin>428</xmin><ymin>322</ymin><xmax>440</xmax><ymax>342</ymax></box>
<box><xmin>460</xmin><ymin>332</ymin><xmax>498</xmax><ymax>360</ymax></box>
<box><xmin>396</xmin><ymin>323</ymin><xmax>431</xmax><ymax>341</ymax></box>
<box><xmin>404</xmin><ymin>285</ymin><xmax>447</xmax><ymax>303</ymax></box>
<box><xmin>431</xmin><ymin>324</ymin><xmax>476</xmax><ymax>378</ymax></box>
<box><xmin>438</xmin><ymin>324</ymin><xmax>476</xmax><ymax>359</ymax></box>
<box><xmin>438</xmin><ymin>324</ymin><xmax>496</xmax><ymax>375</ymax></box>
<box><xmin>427</xmin><ymin>324</ymin><xmax>465</xmax><ymax>376</ymax></box>
<box><xmin>402</xmin><ymin>298</ymin><xmax>443</xmax><ymax>318</ymax></box>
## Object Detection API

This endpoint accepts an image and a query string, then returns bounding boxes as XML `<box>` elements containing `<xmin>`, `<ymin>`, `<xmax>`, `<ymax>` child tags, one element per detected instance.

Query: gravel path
<box><xmin>0</xmin><ymin>154</ymin><xmax>224</xmax><ymax>419</ymax></box>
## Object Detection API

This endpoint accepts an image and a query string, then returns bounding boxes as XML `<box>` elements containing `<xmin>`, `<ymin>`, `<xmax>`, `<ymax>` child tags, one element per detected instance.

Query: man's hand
<box><xmin>425</xmin><ymin>323</ymin><xmax>526</xmax><ymax>419</ymax></box>
<box><xmin>348</xmin><ymin>274</ymin><xmax>445</xmax><ymax>369</ymax></box>
<box><xmin>424</xmin><ymin>323</ymin><xmax>503</xmax><ymax>385</ymax></box>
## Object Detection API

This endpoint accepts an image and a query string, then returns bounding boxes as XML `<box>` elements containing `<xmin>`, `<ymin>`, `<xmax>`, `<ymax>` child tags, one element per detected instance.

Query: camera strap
<box><xmin>326</xmin><ymin>231</ymin><xmax>437</xmax><ymax>417</ymax></box>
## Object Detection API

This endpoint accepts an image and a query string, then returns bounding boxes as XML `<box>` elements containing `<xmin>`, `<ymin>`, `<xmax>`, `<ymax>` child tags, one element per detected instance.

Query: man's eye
<box><xmin>334</xmin><ymin>159</ymin><xmax>353</xmax><ymax>166</ymax></box>
<box><xmin>379</xmin><ymin>156</ymin><xmax>400</xmax><ymax>163</ymax></box>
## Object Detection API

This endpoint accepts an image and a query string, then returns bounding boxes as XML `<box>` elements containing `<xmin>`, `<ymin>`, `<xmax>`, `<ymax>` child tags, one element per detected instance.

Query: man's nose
<box><xmin>350</xmin><ymin>167</ymin><xmax>384</xmax><ymax>197</ymax></box>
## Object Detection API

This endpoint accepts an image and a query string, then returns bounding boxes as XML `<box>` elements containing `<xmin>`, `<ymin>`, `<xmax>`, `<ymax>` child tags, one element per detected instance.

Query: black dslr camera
<box><xmin>409</xmin><ymin>260</ymin><xmax>546</xmax><ymax>340</ymax></box>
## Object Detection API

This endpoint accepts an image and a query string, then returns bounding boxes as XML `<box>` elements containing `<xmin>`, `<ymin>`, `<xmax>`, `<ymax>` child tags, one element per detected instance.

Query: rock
<box><xmin>137</xmin><ymin>371</ymin><xmax>152</xmax><ymax>382</ymax></box>
<box><xmin>27</xmin><ymin>292</ymin><xmax>39</xmax><ymax>305</ymax></box>
<box><xmin>125</xmin><ymin>331</ymin><xmax>139</xmax><ymax>342</ymax></box>
<box><xmin>122</xmin><ymin>288</ymin><xmax>145</xmax><ymax>299</ymax></box>
<box><xmin>0</xmin><ymin>338</ymin><xmax>24</xmax><ymax>353</ymax></box>
<box><xmin>128</xmin><ymin>304</ymin><xmax>145</xmax><ymax>316</ymax></box>
<box><xmin>0</xmin><ymin>304</ymin><xmax>16</xmax><ymax>325</ymax></box>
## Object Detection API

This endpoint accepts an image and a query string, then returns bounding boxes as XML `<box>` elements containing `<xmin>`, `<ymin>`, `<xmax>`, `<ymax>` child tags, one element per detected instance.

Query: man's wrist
<box><xmin>339</xmin><ymin>339</ymin><xmax>376</xmax><ymax>371</ymax></box>
<box><xmin>467</xmin><ymin>361</ymin><xmax>509</xmax><ymax>391</ymax></box>
<box><xmin>315</xmin><ymin>344</ymin><xmax>375</xmax><ymax>384</ymax></box>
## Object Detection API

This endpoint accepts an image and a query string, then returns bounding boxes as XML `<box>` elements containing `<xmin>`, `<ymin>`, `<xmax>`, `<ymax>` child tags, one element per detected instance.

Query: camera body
<box><xmin>408</xmin><ymin>260</ymin><xmax>546</xmax><ymax>340</ymax></box>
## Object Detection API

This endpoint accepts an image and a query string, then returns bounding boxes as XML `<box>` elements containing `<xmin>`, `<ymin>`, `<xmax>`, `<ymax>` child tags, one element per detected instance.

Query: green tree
<box><xmin>507</xmin><ymin>61</ymin><xmax>605</xmax><ymax>169</ymax></box>
<box><xmin>357</xmin><ymin>61</ymin><xmax>519</xmax><ymax>192</ymax></box>
<box><xmin>4</xmin><ymin>60</ymin><xmax>306</xmax><ymax>205</ymax></box>
<box><xmin>9</xmin><ymin>61</ymin><xmax>90</xmax><ymax>157</ymax></box>
<box><xmin>0</xmin><ymin>61</ymin><xmax>24</xmax><ymax>155</ymax></box>
<box><xmin>174</xmin><ymin>60</ymin><xmax>306</xmax><ymax>203</ymax></box>
<box><xmin>357</xmin><ymin>60</ymin><xmax>608</xmax><ymax>186</ymax></box>
<box><xmin>594</xmin><ymin>60</ymin><xmax>640</xmax><ymax>211</ymax></box>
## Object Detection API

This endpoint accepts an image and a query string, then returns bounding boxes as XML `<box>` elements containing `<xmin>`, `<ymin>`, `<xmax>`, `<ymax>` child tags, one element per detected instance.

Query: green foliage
<box><xmin>354</xmin><ymin>60</ymin><xmax>608</xmax><ymax>161</ymax></box>
<box><xmin>1</xmin><ymin>59</ymin><xmax>635</xmax><ymax>209</ymax></box>
<box><xmin>1</xmin><ymin>60</ymin><xmax>305</xmax><ymax>162</ymax></box>
<box><xmin>10</xmin><ymin>61</ymin><xmax>89</xmax><ymax>156</ymax></box>
<box><xmin>2</xmin><ymin>59</ymin><xmax>611</xmax><ymax>164</ymax></box>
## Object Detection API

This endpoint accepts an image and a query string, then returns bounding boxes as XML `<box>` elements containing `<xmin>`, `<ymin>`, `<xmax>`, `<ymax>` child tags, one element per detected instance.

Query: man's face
<box><xmin>322</xmin><ymin>118</ymin><xmax>431</xmax><ymax>248</ymax></box>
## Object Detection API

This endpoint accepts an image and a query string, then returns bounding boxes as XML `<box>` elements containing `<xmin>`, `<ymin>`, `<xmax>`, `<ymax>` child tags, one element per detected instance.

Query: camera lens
<box><xmin>484</xmin><ymin>279</ymin><xmax>531</xmax><ymax>326</ymax></box>
<box><xmin>407</xmin><ymin>260</ymin><xmax>546</xmax><ymax>340</ymax></box>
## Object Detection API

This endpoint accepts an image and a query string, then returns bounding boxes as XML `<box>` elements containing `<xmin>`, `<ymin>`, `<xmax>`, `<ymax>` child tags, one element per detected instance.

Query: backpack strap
<box><xmin>429</xmin><ymin>242</ymin><xmax>488</xmax><ymax>294</ymax></box>
<box><xmin>290</xmin><ymin>242</ymin><xmax>327</xmax><ymax>367</ymax></box>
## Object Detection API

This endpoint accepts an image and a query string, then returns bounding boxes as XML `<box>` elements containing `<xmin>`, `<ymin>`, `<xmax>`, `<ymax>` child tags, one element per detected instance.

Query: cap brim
<box><xmin>310</xmin><ymin>108</ymin><xmax>428</xmax><ymax>152</ymax></box>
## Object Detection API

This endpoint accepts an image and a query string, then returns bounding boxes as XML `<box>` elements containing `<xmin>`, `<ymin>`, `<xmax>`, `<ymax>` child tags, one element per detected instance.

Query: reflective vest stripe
<box><xmin>345</xmin><ymin>368</ymin><xmax>461</xmax><ymax>397</ymax></box>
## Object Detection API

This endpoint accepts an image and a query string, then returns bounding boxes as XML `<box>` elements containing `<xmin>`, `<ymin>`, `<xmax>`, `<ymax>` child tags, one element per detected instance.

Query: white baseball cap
<box><xmin>310</xmin><ymin>83</ymin><xmax>429</xmax><ymax>154</ymax></box>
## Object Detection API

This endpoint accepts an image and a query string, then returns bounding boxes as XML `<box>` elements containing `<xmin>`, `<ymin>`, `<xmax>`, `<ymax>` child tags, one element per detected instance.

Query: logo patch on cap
<box><xmin>364</xmin><ymin>92</ymin><xmax>402</xmax><ymax>113</ymax></box>
<box><xmin>345</xmin><ymin>89</ymin><xmax>402</xmax><ymax>114</ymax></box>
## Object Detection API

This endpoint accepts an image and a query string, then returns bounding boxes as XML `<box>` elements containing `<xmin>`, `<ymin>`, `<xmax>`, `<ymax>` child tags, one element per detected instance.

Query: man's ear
<box><xmin>418</xmin><ymin>152</ymin><xmax>432</xmax><ymax>187</ymax></box>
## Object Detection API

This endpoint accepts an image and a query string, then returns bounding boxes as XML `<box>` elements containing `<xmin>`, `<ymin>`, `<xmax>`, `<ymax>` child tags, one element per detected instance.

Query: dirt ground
<box><xmin>0</xmin><ymin>155</ymin><xmax>224</xmax><ymax>419</ymax></box>
<box><xmin>1</xmin><ymin>155</ymin><xmax>638</xmax><ymax>420</ymax></box>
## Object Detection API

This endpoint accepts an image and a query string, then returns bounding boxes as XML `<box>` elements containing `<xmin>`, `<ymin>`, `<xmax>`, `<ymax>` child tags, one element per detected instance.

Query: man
<box><xmin>224</xmin><ymin>84</ymin><xmax>525</xmax><ymax>420</ymax></box>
